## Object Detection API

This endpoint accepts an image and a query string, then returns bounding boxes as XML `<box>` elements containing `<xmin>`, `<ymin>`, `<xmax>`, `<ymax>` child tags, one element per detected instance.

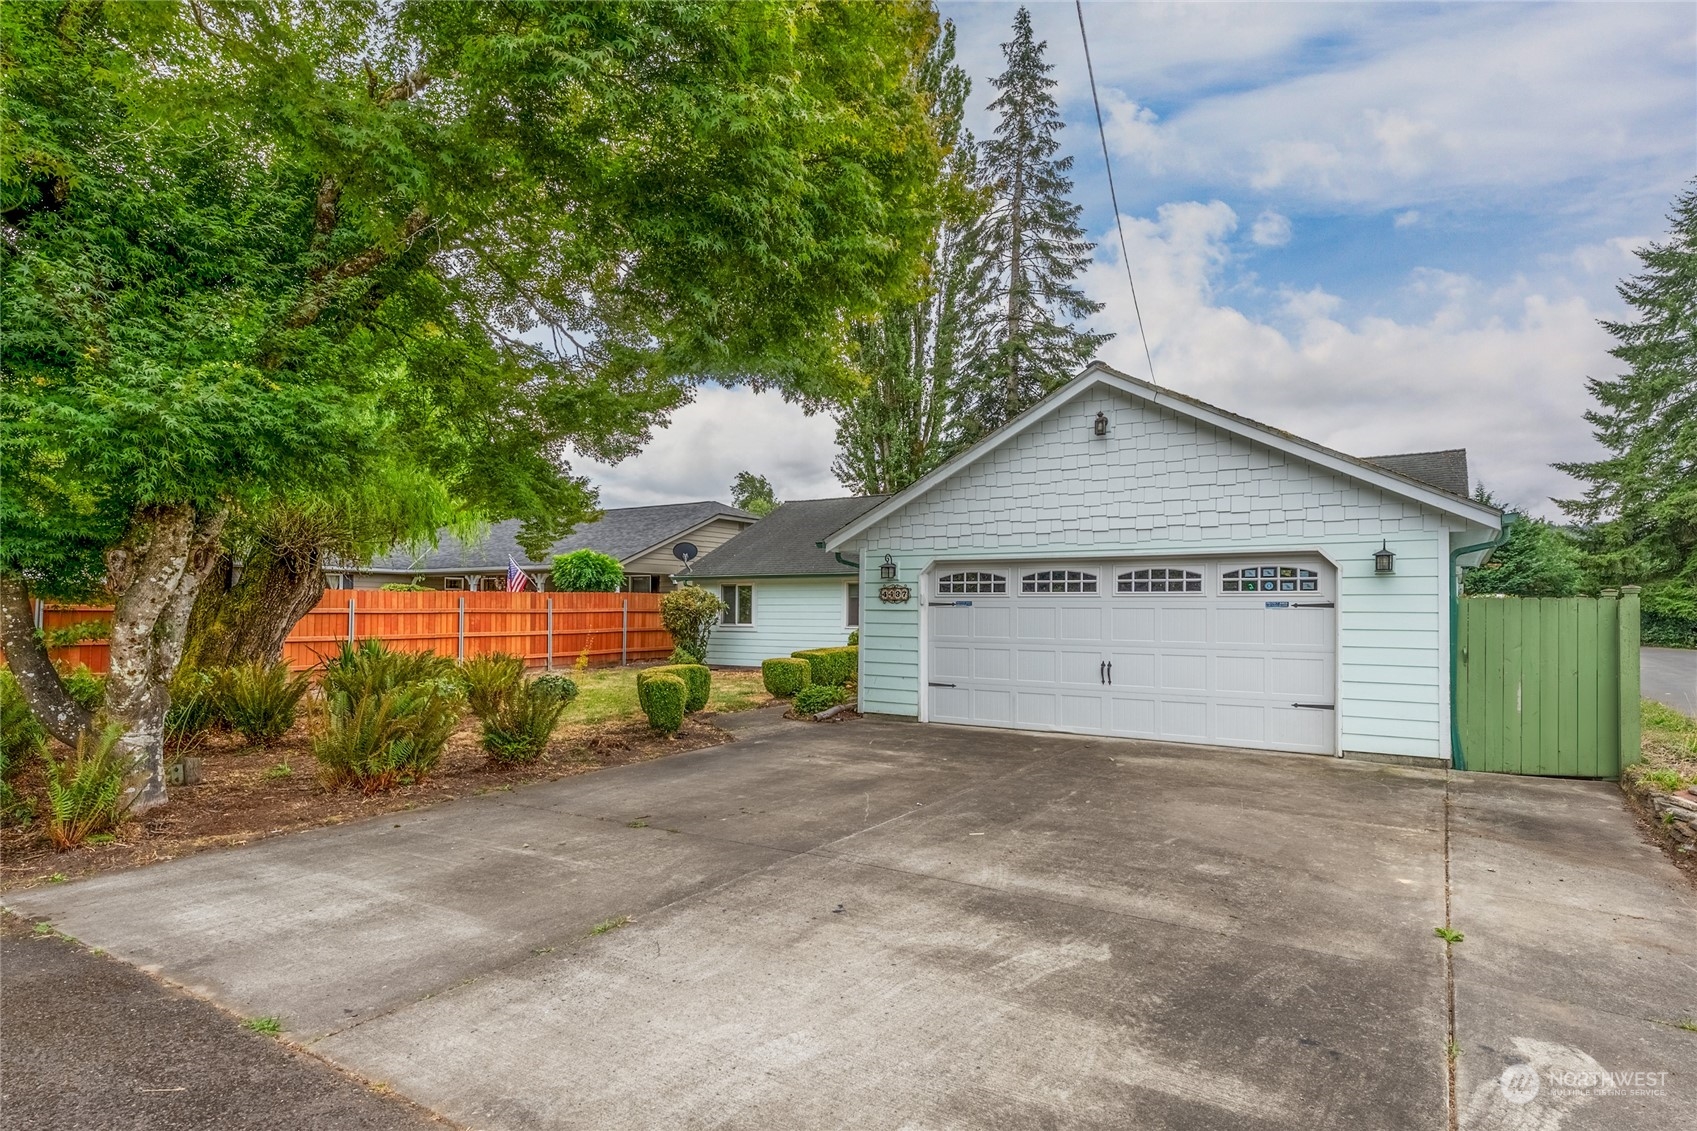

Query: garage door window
<box><xmin>1222</xmin><ymin>566</ymin><xmax>1319</xmax><ymax>593</ymax></box>
<box><xmin>937</xmin><ymin>571</ymin><xmax>1007</xmax><ymax>595</ymax></box>
<box><xmin>1021</xmin><ymin>569</ymin><xmax>1097</xmax><ymax>594</ymax></box>
<box><xmin>1118</xmin><ymin>567</ymin><xmax>1202</xmax><ymax>594</ymax></box>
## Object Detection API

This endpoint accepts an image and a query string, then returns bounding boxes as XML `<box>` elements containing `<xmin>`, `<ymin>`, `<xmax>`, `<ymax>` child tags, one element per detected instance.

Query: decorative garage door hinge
<box><xmin>928</xmin><ymin>682</ymin><xmax>957</xmax><ymax>688</ymax></box>
<box><xmin>1291</xmin><ymin>702</ymin><xmax>1336</xmax><ymax>710</ymax></box>
<box><xmin>1291</xmin><ymin>602</ymin><xmax>1334</xmax><ymax>608</ymax></box>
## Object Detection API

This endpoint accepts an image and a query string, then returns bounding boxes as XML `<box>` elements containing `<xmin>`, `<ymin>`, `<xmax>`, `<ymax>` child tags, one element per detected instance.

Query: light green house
<box><xmin>825</xmin><ymin>363</ymin><xmax>1504</xmax><ymax>765</ymax></box>
<box><xmin>683</xmin><ymin>496</ymin><xmax>886</xmax><ymax>668</ymax></box>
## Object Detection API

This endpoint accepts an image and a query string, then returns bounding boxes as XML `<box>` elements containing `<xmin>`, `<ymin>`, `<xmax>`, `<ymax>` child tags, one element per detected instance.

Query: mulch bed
<box><xmin>1</xmin><ymin>713</ymin><xmax>735</xmax><ymax>893</ymax></box>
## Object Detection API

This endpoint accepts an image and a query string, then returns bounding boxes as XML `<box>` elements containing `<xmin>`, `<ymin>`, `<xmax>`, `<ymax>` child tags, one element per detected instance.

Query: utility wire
<box><xmin>1075</xmin><ymin>0</ymin><xmax>1157</xmax><ymax>387</ymax></box>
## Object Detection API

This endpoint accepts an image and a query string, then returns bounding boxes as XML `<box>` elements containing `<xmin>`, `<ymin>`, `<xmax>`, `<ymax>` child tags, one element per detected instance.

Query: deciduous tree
<box><xmin>1</xmin><ymin>0</ymin><xmax>943</xmax><ymax>808</ymax></box>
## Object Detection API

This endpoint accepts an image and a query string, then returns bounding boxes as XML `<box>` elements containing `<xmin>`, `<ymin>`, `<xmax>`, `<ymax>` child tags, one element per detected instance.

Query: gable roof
<box><xmin>683</xmin><ymin>496</ymin><xmax>887</xmax><ymax>579</ymax></box>
<box><xmin>354</xmin><ymin>501</ymin><xmax>756</xmax><ymax>575</ymax></box>
<box><xmin>1365</xmin><ymin>449</ymin><xmax>1470</xmax><ymax>499</ymax></box>
<box><xmin>826</xmin><ymin>362</ymin><xmax>1500</xmax><ymax>549</ymax></box>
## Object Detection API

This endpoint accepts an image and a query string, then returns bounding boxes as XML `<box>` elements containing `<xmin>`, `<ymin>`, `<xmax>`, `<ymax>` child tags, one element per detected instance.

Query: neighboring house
<box><xmin>825</xmin><ymin>362</ymin><xmax>1503</xmax><ymax>765</ymax></box>
<box><xmin>331</xmin><ymin>502</ymin><xmax>757</xmax><ymax>592</ymax></box>
<box><xmin>685</xmin><ymin>496</ymin><xmax>887</xmax><ymax>667</ymax></box>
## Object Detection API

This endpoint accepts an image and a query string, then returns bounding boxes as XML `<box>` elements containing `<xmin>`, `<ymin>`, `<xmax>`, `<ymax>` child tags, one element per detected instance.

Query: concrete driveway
<box><xmin>7</xmin><ymin>709</ymin><xmax>1694</xmax><ymax>1130</ymax></box>
<box><xmin>1643</xmin><ymin>647</ymin><xmax>1696</xmax><ymax>716</ymax></box>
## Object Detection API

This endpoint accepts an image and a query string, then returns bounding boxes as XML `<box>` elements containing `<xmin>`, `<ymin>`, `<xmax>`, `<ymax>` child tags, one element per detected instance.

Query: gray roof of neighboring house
<box><xmin>1364</xmin><ymin>449</ymin><xmax>1470</xmax><ymax>500</ymax></box>
<box><xmin>351</xmin><ymin>501</ymin><xmax>756</xmax><ymax>575</ymax></box>
<box><xmin>682</xmin><ymin>496</ymin><xmax>888</xmax><ymax>579</ymax></box>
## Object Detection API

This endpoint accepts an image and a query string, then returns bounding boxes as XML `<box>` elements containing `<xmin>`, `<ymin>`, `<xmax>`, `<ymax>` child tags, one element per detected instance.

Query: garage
<box><xmin>927</xmin><ymin>558</ymin><xmax>1337</xmax><ymax>753</ymax></box>
<box><xmin>828</xmin><ymin>363</ymin><xmax>1505</xmax><ymax>765</ymax></box>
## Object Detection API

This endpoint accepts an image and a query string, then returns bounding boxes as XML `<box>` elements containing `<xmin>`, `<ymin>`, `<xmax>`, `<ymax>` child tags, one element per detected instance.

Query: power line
<box><xmin>1075</xmin><ymin>0</ymin><xmax>1156</xmax><ymax>387</ymax></box>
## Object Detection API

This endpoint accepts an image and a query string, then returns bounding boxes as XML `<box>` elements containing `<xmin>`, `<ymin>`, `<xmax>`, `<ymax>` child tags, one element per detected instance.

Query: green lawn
<box><xmin>560</xmin><ymin>665</ymin><xmax>770</xmax><ymax>727</ymax></box>
<box><xmin>1635</xmin><ymin>698</ymin><xmax>1697</xmax><ymax>792</ymax></box>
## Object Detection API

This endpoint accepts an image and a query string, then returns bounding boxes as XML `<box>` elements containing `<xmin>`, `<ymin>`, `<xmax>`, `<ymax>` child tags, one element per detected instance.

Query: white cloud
<box><xmin>1249</xmin><ymin>210</ymin><xmax>1293</xmax><ymax>247</ymax></box>
<box><xmin>571</xmin><ymin>385</ymin><xmax>842</xmax><ymax>510</ymax></box>
<box><xmin>1394</xmin><ymin>210</ymin><xmax>1421</xmax><ymax>229</ymax></box>
<box><xmin>1089</xmin><ymin>203</ymin><xmax>1613</xmax><ymax>516</ymax></box>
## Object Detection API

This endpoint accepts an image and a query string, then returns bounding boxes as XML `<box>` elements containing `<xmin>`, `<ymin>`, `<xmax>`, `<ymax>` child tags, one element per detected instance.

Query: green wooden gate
<box><xmin>1455</xmin><ymin>588</ymin><xmax>1641</xmax><ymax>777</ymax></box>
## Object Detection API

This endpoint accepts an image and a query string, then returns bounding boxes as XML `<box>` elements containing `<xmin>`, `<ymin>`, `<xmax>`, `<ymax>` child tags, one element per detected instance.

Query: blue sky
<box><xmin>581</xmin><ymin>1</ymin><xmax>1696</xmax><ymax>518</ymax></box>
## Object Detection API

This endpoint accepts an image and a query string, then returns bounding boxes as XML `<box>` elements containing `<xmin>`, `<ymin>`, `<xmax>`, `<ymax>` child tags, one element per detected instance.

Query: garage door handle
<box><xmin>929</xmin><ymin>682</ymin><xmax>956</xmax><ymax>688</ymax></box>
<box><xmin>1099</xmin><ymin>660</ymin><xmax>1105</xmax><ymax>685</ymax></box>
<box><xmin>1291</xmin><ymin>702</ymin><xmax>1335</xmax><ymax>710</ymax></box>
<box><xmin>1106</xmin><ymin>660</ymin><xmax>1112</xmax><ymax>685</ymax></box>
<box><xmin>1292</xmin><ymin>602</ymin><xmax>1334</xmax><ymax>608</ymax></box>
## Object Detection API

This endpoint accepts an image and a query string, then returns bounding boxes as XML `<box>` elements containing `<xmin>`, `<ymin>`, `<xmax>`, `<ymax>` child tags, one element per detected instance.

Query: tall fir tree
<box><xmin>966</xmin><ymin>6</ymin><xmax>1109</xmax><ymax>435</ymax></box>
<box><xmin>833</xmin><ymin>22</ymin><xmax>993</xmax><ymax>495</ymax></box>
<box><xmin>1556</xmin><ymin>185</ymin><xmax>1697</xmax><ymax>646</ymax></box>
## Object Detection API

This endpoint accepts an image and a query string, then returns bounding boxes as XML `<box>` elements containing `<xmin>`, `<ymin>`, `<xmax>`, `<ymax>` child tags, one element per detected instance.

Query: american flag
<box><xmin>506</xmin><ymin>556</ymin><xmax>529</xmax><ymax>593</ymax></box>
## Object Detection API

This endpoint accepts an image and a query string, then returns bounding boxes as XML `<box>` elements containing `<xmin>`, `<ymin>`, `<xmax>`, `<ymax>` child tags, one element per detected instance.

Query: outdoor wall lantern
<box><xmin>880</xmin><ymin>554</ymin><xmax>899</xmax><ymax>581</ymax></box>
<box><xmin>1374</xmin><ymin>541</ymin><xmax>1397</xmax><ymax>575</ymax></box>
<box><xmin>1093</xmin><ymin>411</ymin><xmax>1109</xmax><ymax>437</ymax></box>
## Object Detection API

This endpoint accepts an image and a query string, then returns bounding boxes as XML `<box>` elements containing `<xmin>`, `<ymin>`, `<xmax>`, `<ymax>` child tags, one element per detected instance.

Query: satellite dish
<box><xmin>673</xmin><ymin>541</ymin><xmax>698</xmax><ymax>563</ymax></box>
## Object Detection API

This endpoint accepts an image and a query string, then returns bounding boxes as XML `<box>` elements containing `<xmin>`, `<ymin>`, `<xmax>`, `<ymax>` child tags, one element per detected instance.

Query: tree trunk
<box><xmin>182</xmin><ymin>543</ymin><xmax>327</xmax><ymax>670</ymax></box>
<box><xmin>0</xmin><ymin>574</ymin><xmax>95</xmax><ymax>748</ymax></box>
<box><xmin>102</xmin><ymin>504</ymin><xmax>228</xmax><ymax>812</ymax></box>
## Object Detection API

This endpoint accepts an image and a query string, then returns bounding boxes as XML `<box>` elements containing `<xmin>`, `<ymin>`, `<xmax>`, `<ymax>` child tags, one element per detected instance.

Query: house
<box><xmin>330</xmin><ymin>501</ymin><xmax>757</xmax><ymax>593</ymax></box>
<box><xmin>685</xmin><ymin>496</ymin><xmax>887</xmax><ymax>667</ymax></box>
<box><xmin>824</xmin><ymin>362</ymin><xmax>1504</xmax><ymax>765</ymax></box>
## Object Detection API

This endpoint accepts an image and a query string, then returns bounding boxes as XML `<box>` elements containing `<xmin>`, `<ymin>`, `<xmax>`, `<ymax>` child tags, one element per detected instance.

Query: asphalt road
<box><xmin>0</xmin><ymin>912</ymin><xmax>445</xmax><ymax>1131</ymax></box>
<box><xmin>1643</xmin><ymin>646</ymin><xmax>1697</xmax><ymax>716</ymax></box>
<box><xmin>8</xmin><ymin>707</ymin><xmax>1694</xmax><ymax>1130</ymax></box>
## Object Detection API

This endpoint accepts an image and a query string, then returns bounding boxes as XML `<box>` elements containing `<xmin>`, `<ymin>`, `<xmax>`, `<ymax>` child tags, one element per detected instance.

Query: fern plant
<box><xmin>323</xmin><ymin>640</ymin><xmax>460</xmax><ymax>704</ymax></box>
<box><xmin>43</xmin><ymin>724</ymin><xmax>131</xmax><ymax>850</ymax></box>
<box><xmin>220</xmin><ymin>660</ymin><xmax>311</xmax><ymax>746</ymax></box>
<box><xmin>314</xmin><ymin>683</ymin><xmax>460</xmax><ymax>793</ymax></box>
<box><xmin>459</xmin><ymin>652</ymin><xmax>525</xmax><ymax>719</ymax></box>
<box><xmin>481</xmin><ymin>679</ymin><xmax>571</xmax><ymax>765</ymax></box>
<box><xmin>165</xmin><ymin>666</ymin><xmax>224</xmax><ymax>743</ymax></box>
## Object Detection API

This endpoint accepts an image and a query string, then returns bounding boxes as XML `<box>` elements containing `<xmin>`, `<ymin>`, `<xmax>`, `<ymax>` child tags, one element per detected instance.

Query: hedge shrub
<box><xmin>794</xmin><ymin>684</ymin><xmax>848</xmax><ymax>715</ymax></box>
<box><xmin>551</xmin><ymin>549</ymin><xmax>624</xmax><ymax>592</ymax></box>
<box><xmin>637</xmin><ymin>664</ymin><xmax>709</xmax><ymax>714</ymax></box>
<box><xmin>639</xmin><ymin>672</ymin><xmax>687</xmax><ymax>733</ymax></box>
<box><xmin>791</xmin><ymin>646</ymin><xmax>857</xmax><ymax>687</ymax></box>
<box><xmin>661</xmin><ymin>586</ymin><xmax>723</xmax><ymax>664</ymax></box>
<box><xmin>761</xmin><ymin>657</ymin><xmax>811</xmax><ymax>697</ymax></box>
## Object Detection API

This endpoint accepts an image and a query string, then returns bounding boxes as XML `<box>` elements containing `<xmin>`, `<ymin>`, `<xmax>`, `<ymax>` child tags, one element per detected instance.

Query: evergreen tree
<box><xmin>833</xmin><ymin>22</ymin><xmax>993</xmax><ymax>495</ymax></box>
<box><xmin>1462</xmin><ymin>488</ymin><xmax>1583</xmax><ymax>599</ymax></box>
<box><xmin>1556</xmin><ymin>185</ymin><xmax>1697</xmax><ymax>646</ymax></box>
<box><xmin>965</xmin><ymin>6</ymin><xmax>1109</xmax><ymax>434</ymax></box>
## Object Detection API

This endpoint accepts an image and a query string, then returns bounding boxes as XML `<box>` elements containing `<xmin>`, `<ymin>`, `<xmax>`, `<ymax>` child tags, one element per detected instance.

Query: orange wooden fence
<box><xmin>26</xmin><ymin>591</ymin><xmax>672</xmax><ymax>674</ymax></box>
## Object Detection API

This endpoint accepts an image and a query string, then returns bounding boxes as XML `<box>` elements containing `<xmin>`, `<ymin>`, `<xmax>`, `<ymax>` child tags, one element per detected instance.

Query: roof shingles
<box><xmin>684</xmin><ymin>496</ymin><xmax>887</xmax><ymax>579</ymax></box>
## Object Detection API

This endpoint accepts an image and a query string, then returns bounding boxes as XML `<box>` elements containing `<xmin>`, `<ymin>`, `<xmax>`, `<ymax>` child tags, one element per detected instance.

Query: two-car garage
<box><xmin>925</xmin><ymin>558</ymin><xmax>1338</xmax><ymax>754</ymax></box>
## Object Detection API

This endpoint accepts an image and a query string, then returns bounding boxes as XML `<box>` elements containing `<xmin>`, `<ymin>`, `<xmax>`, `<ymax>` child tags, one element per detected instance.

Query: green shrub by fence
<box><xmin>638</xmin><ymin>672</ymin><xmax>687</xmax><ymax>733</ymax></box>
<box><xmin>638</xmin><ymin>664</ymin><xmax>709</xmax><ymax>714</ymax></box>
<box><xmin>1456</xmin><ymin>588</ymin><xmax>1641</xmax><ymax>778</ymax></box>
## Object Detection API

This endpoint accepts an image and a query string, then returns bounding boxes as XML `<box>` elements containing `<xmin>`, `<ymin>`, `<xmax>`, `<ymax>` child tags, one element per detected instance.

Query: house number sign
<box><xmin>878</xmin><ymin>583</ymin><xmax>912</xmax><ymax>604</ymax></box>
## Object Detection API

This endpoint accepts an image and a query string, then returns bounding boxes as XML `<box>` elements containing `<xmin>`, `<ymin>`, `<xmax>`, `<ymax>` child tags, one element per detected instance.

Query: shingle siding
<box><xmin>705</xmin><ymin>578</ymin><xmax>857</xmax><ymax>668</ymax></box>
<box><xmin>845</xmin><ymin>386</ymin><xmax>1468</xmax><ymax>757</ymax></box>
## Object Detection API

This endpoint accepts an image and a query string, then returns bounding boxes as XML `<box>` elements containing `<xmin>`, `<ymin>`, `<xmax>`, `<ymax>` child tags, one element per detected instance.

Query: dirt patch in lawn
<box><xmin>1</xmin><ymin>710</ymin><xmax>741</xmax><ymax>894</ymax></box>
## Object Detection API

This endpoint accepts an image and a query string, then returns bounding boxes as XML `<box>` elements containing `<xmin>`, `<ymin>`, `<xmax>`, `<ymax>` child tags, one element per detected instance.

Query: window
<box><xmin>937</xmin><ymin>571</ymin><xmax>1007</xmax><ymax>595</ymax></box>
<box><xmin>626</xmin><ymin>575</ymin><xmax>654</xmax><ymax>593</ymax></box>
<box><xmin>1022</xmin><ymin>569</ymin><xmax>1098</xmax><ymax>594</ymax></box>
<box><xmin>720</xmin><ymin>584</ymin><xmax>753</xmax><ymax>625</ymax></box>
<box><xmin>1118</xmin><ymin>567</ymin><xmax>1203</xmax><ymax>594</ymax></box>
<box><xmin>444</xmin><ymin>576</ymin><xmax>467</xmax><ymax>591</ymax></box>
<box><xmin>1222</xmin><ymin>566</ymin><xmax>1319</xmax><ymax>593</ymax></box>
<box><xmin>846</xmin><ymin>583</ymin><xmax>860</xmax><ymax>628</ymax></box>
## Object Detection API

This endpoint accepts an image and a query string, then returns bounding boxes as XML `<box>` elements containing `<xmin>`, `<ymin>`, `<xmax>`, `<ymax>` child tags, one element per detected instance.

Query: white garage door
<box><xmin>926</xmin><ymin>559</ymin><xmax>1337</xmax><ymax>754</ymax></box>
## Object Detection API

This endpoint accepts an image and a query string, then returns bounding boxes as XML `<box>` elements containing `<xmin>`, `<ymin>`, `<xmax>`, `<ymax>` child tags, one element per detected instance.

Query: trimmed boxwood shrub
<box><xmin>794</xmin><ymin>684</ymin><xmax>848</xmax><ymax>715</ymax></box>
<box><xmin>639</xmin><ymin>672</ymin><xmax>687</xmax><ymax>733</ymax></box>
<box><xmin>637</xmin><ymin>664</ymin><xmax>710</xmax><ymax>715</ymax></box>
<box><xmin>761</xmin><ymin>657</ymin><xmax>811</xmax><ymax>697</ymax></box>
<box><xmin>791</xmin><ymin>646</ymin><xmax>857</xmax><ymax>687</ymax></box>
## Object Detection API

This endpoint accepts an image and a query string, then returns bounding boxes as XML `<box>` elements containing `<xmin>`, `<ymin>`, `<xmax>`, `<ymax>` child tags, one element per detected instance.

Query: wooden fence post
<box><xmin>457</xmin><ymin>597</ymin><xmax>466</xmax><ymax>660</ymax></box>
<box><xmin>546</xmin><ymin>598</ymin><xmax>554</xmax><ymax>670</ymax></box>
<box><xmin>1619</xmin><ymin>586</ymin><xmax>1642</xmax><ymax>768</ymax></box>
<box><xmin>346</xmin><ymin>595</ymin><xmax>355</xmax><ymax>643</ymax></box>
<box><xmin>621</xmin><ymin>599</ymin><xmax>628</xmax><ymax>666</ymax></box>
